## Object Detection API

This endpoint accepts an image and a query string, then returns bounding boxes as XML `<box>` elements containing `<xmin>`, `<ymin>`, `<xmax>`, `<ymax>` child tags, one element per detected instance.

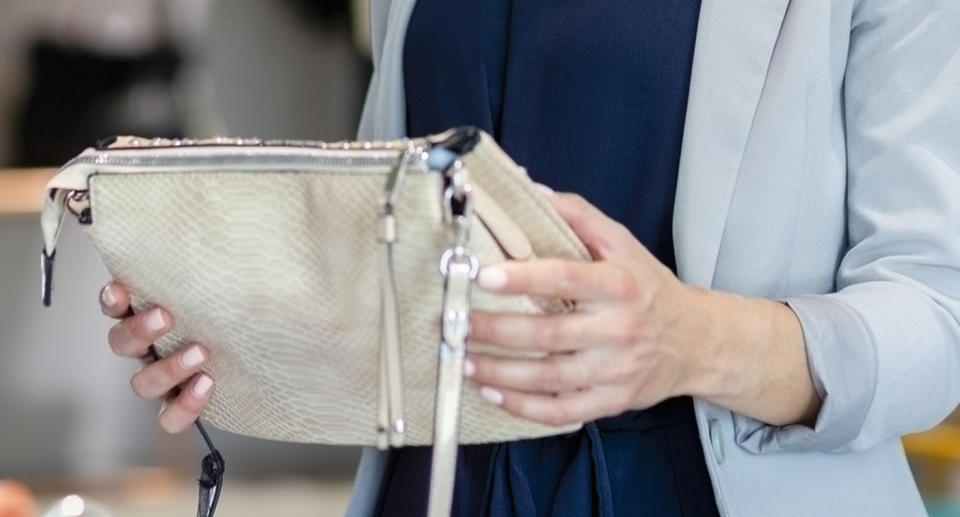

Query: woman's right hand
<box><xmin>99</xmin><ymin>282</ymin><xmax>215</xmax><ymax>433</ymax></box>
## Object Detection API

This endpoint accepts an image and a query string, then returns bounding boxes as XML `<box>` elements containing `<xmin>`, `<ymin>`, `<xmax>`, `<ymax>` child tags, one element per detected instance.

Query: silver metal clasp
<box><xmin>438</xmin><ymin>160</ymin><xmax>479</xmax><ymax>350</ymax></box>
<box><xmin>439</xmin><ymin>160</ymin><xmax>479</xmax><ymax>280</ymax></box>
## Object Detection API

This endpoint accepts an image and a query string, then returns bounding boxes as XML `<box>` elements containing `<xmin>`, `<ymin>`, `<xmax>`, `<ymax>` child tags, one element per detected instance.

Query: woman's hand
<box><xmin>466</xmin><ymin>190</ymin><xmax>821</xmax><ymax>427</ymax></box>
<box><xmin>99</xmin><ymin>282</ymin><xmax>214</xmax><ymax>433</ymax></box>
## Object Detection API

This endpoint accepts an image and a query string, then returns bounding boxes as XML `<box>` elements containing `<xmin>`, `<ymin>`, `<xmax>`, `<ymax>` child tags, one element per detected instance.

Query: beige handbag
<box><xmin>40</xmin><ymin>127</ymin><xmax>589</xmax><ymax>516</ymax></box>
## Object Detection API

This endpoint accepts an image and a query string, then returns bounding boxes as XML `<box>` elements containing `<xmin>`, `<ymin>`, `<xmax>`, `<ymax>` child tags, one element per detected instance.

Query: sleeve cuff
<box><xmin>731</xmin><ymin>294</ymin><xmax>879</xmax><ymax>453</ymax></box>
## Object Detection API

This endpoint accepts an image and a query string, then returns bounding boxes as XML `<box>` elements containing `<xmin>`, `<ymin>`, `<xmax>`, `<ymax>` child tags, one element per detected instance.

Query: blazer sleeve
<box><xmin>735</xmin><ymin>0</ymin><xmax>960</xmax><ymax>453</ymax></box>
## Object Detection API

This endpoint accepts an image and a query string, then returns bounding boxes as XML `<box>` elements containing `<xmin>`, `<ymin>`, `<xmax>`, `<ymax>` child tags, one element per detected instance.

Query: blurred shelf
<box><xmin>904</xmin><ymin>424</ymin><xmax>960</xmax><ymax>462</ymax></box>
<box><xmin>0</xmin><ymin>168</ymin><xmax>57</xmax><ymax>214</ymax></box>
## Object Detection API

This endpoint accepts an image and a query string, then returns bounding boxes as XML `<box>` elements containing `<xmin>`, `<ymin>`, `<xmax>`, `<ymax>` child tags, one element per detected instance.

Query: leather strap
<box><xmin>427</xmin><ymin>258</ymin><xmax>472</xmax><ymax>517</ymax></box>
<box><xmin>426</xmin><ymin>162</ymin><xmax>478</xmax><ymax>517</ymax></box>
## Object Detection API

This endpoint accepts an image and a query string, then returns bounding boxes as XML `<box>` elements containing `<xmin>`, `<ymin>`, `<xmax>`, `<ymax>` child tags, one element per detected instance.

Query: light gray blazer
<box><xmin>346</xmin><ymin>0</ymin><xmax>960</xmax><ymax>515</ymax></box>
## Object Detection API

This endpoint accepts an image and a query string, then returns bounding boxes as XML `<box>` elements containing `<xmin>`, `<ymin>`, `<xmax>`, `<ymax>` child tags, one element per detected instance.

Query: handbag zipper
<box><xmin>43</xmin><ymin>127</ymin><xmax>483</xmax><ymax>304</ymax></box>
<box><xmin>62</xmin><ymin>152</ymin><xmax>409</xmax><ymax>172</ymax></box>
<box><xmin>59</xmin><ymin>127</ymin><xmax>483</xmax><ymax>221</ymax></box>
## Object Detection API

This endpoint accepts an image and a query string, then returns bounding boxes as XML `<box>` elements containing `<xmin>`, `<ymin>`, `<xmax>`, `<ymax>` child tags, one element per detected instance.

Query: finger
<box><xmin>465</xmin><ymin>344</ymin><xmax>609</xmax><ymax>394</ymax></box>
<box><xmin>130</xmin><ymin>344</ymin><xmax>208</xmax><ymax>400</ymax></box>
<box><xmin>478</xmin><ymin>384</ymin><xmax>628</xmax><ymax>427</ymax></box>
<box><xmin>476</xmin><ymin>259</ymin><xmax>636</xmax><ymax>302</ymax></box>
<box><xmin>467</xmin><ymin>345</ymin><xmax>632</xmax><ymax>393</ymax></box>
<box><xmin>547</xmin><ymin>193</ymin><xmax>635</xmax><ymax>258</ymax></box>
<box><xmin>157</xmin><ymin>373</ymin><xmax>214</xmax><ymax>434</ymax></box>
<box><xmin>107</xmin><ymin>307</ymin><xmax>172</xmax><ymax>358</ymax></box>
<box><xmin>99</xmin><ymin>282</ymin><xmax>132</xmax><ymax>318</ymax></box>
<box><xmin>470</xmin><ymin>310</ymin><xmax>635</xmax><ymax>351</ymax></box>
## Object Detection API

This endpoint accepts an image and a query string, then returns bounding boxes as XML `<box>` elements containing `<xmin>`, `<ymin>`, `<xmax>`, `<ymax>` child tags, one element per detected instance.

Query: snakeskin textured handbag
<box><xmin>39</xmin><ymin>127</ymin><xmax>589</xmax><ymax>517</ymax></box>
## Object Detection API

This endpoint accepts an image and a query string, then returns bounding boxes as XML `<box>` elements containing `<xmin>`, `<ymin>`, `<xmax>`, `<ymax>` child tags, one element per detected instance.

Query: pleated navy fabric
<box><xmin>377</xmin><ymin>1</ymin><xmax>719</xmax><ymax>515</ymax></box>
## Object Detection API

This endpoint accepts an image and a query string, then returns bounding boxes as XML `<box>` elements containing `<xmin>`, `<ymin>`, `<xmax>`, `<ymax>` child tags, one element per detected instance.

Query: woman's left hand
<box><xmin>466</xmin><ymin>189</ymin><xmax>820</xmax><ymax>427</ymax></box>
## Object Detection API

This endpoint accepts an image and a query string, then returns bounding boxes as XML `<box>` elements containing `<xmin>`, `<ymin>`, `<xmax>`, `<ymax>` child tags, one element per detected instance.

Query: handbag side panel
<box><xmin>84</xmin><ymin>170</ymin><xmax>386</xmax><ymax>445</ymax></box>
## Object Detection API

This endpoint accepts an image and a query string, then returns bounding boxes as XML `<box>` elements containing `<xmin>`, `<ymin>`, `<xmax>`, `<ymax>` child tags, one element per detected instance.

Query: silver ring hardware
<box><xmin>439</xmin><ymin>247</ymin><xmax>480</xmax><ymax>278</ymax></box>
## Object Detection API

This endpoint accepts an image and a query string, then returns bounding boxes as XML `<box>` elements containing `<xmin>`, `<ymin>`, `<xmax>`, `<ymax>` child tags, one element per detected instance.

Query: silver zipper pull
<box><xmin>376</xmin><ymin>141</ymin><xmax>424</xmax><ymax>448</ymax></box>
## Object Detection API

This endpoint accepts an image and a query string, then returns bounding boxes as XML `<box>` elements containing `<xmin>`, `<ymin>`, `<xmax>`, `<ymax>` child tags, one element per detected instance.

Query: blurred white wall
<box><xmin>0</xmin><ymin>0</ymin><xmax>369</xmax><ymax>482</ymax></box>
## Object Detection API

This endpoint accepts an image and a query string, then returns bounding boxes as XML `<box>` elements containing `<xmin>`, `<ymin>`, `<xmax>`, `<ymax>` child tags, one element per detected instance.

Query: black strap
<box><xmin>195</xmin><ymin>420</ymin><xmax>225</xmax><ymax>517</ymax></box>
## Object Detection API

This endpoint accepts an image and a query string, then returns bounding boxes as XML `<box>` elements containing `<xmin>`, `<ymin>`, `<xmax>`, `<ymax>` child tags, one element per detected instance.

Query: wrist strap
<box><xmin>196</xmin><ymin>421</ymin><xmax>225</xmax><ymax>517</ymax></box>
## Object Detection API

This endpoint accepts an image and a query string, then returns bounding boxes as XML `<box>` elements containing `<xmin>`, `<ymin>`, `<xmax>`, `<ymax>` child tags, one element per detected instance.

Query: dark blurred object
<box><xmin>282</xmin><ymin>0</ymin><xmax>350</xmax><ymax>22</ymax></box>
<box><xmin>13</xmin><ymin>40</ymin><xmax>184</xmax><ymax>166</ymax></box>
<box><xmin>0</xmin><ymin>479</ymin><xmax>37</xmax><ymax>517</ymax></box>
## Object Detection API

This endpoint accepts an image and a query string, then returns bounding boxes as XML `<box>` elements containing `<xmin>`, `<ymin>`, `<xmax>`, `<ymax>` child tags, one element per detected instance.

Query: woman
<box><xmin>100</xmin><ymin>0</ymin><xmax>960</xmax><ymax>515</ymax></box>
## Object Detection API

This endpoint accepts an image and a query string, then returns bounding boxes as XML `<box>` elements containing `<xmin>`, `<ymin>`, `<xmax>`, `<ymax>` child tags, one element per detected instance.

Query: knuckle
<box><xmin>608</xmin><ymin>269</ymin><xmax>638</xmax><ymax>300</ymax></box>
<box><xmin>537</xmin><ymin>363</ymin><xmax>564</xmax><ymax>391</ymax></box>
<box><xmin>612</xmin><ymin>221</ymin><xmax>632</xmax><ymax>240</ymax></box>
<box><xmin>612</xmin><ymin>319</ymin><xmax>643</xmax><ymax>346</ymax></box>
<box><xmin>160</xmin><ymin>355</ymin><xmax>184</xmax><ymax>383</ymax></box>
<box><xmin>555</xmin><ymin>266</ymin><xmax>579</xmax><ymax>293</ymax></box>
<box><xmin>159</xmin><ymin>399</ymin><xmax>202</xmax><ymax>434</ymax></box>
<box><xmin>533</xmin><ymin>322</ymin><xmax>559</xmax><ymax>349</ymax></box>
<box><xmin>180</xmin><ymin>390</ymin><xmax>209</xmax><ymax>413</ymax></box>
<box><xmin>610</xmin><ymin>358</ymin><xmax>636</xmax><ymax>383</ymax></box>
<box><xmin>545</xmin><ymin>405</ymin><xmax>574</xmax><ymax>426</ymax></box>
<box><xmin>572</xmin><ymin>360</ymin><xmax>591</xmax><ymax>387</ymax></box>
<box><xmin>568</xmin><ymin>194</ymin><xmax>589</xmax><ymax>212</ymax></box>
<box><xmin>559</xmin><ymin>194</ymin><xmax>587</xmax><ymax>221</ymax></box>
<box><xmin>158</xmin><ymin>409</ymin><xmax>184</xmax><ymax>434</ymax></box>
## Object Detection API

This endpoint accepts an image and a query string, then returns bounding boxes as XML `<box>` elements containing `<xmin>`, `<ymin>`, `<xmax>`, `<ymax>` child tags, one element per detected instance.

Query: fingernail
<box><xmin>480</xmin><ymin>386</ymin><xmax>503</xmax><ymax>405</ymax></box>
<box><xmin>463</xmin><ymin>359</ymin><xmax>476</xmax><ymax>378</ymax></box>
<box><xmin>180</xmin><ymin>345</ymin><xmax>205</xmax><ymax>368</ymax></box>
<box><xmin>101</xmin><ymin>285</ymin><xmax>117</xmax><ymax>307</ymax></box>
<box><xmin>477</xmin><ymin>266</ymin><xmax>507</xmax><ymax>290</ymax></box>
<box><xmin>535</xmin><ymin>183</ymin><xmax>555</xmax><ymax>196</ymax></box>
<box><xmin>192</xmin><ymin>374</ymin><xmax>213</xmax><ymax>398</ymax></box>
<box><xmin>144</xmin><ymin>309</ymin><xmax>168</xmax><ymax>333</ymax></box>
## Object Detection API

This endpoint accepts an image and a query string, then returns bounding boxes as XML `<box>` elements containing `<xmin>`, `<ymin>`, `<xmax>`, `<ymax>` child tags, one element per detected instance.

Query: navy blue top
<box><xmin>377</xmin><ymin>1</ymin><xmax>718</xmax><ymax>515</ymax></box>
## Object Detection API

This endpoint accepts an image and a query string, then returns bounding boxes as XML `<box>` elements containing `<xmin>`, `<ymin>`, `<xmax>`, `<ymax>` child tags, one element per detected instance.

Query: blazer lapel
<box><xmin>673</xmin><ymin>0</ymin><xmax>791</xmax><ymax>287</ymax></box>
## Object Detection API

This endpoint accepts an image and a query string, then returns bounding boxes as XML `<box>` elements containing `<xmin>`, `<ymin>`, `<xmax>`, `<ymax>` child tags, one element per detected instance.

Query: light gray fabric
<box><xmin>347</xmin><ymin>0</ymin><xmax>960</xmax><ymax>515</ymax></box>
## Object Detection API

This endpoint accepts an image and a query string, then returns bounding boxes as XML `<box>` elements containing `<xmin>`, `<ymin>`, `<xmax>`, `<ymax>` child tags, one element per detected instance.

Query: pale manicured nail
<box><xmin>192</xmin><ymin>374</ymin><xmax>213</xmax><ymax>398</ymax></box>
<box><xmin>477</xmin><ymin>266</ymin><xmax>507</xmax><ymax>290</ymax></box>
<box><xmin>463</xmin><ymin>359</ymin><xmax>476</xmax><ymax>378</ymax></box>
<box><xmin>144</xmin><ymin>309</ymin><xmax>167</xmax><ymax>333</ymax></box>
<box><xmin>101</xmin><ymin>285</ymin><xmax>117</xmax><ymax>307</ymax></box>
<box><xmin>535</xmin><ymin>183</ymin><xmax>555</xmax><ymax>196</ymax></box>
<box><xmin>480</xmin><ymin>386</ymin><xmax>503</xmax><ymax>405</ymax></box>
<box><xmin>180</xmin><ymin>345</ymin><xmax>205</xmax><ymax>368</ymax></box>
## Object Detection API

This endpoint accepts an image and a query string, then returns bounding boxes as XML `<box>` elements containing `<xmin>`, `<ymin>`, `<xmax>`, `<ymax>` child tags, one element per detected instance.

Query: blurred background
<box><xmin>0</xmin><ymin>0</ymin><xmax>370</xmax><ymax>515</ymax></box>
<box><xmin>1</xmin><ymin>1</ymin><xmax>960</xmax><ymax>516</ymax></box>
